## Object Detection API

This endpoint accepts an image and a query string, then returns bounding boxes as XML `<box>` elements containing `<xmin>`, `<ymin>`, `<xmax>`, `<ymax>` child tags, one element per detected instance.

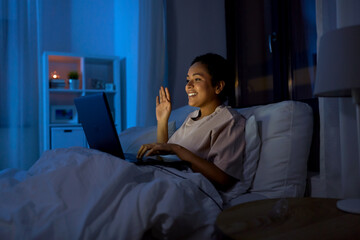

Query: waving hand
<box><xmin>156</xmin><ymin>86</ymin><xmax>171</xmax><ymax>122</ymax></box>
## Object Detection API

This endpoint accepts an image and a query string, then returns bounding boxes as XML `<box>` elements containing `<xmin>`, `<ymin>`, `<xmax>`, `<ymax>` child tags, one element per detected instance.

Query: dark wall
<box><xmin>166</xmin><ymin>0</ymin><xmax>227</xmax><ymax>109</ymax></box>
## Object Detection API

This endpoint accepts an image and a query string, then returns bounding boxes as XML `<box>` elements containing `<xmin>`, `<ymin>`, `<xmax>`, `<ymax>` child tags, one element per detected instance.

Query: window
<box><xmin>225</xmin><ymin>0</ymin><xmax>317</xmax><ymax>107</ymax></box>
<box><xmin>225</xmin><ymin>0</ymin><xmax>319</xmax><ymax>171</ymax></box>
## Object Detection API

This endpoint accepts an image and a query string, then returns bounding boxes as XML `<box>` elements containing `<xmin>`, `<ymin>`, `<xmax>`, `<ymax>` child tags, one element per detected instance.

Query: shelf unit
<box><xmin>40</xmin><ymin>51</ymin><xmax>121</xmax><ymax>153</ymax></box>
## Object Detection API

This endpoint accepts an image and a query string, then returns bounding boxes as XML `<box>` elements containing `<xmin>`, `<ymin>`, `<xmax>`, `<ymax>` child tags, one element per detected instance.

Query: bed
<box><xmin>0</xmin><ymin>100</ymin><xmax>313</xmax><ymax>239</ymax></box>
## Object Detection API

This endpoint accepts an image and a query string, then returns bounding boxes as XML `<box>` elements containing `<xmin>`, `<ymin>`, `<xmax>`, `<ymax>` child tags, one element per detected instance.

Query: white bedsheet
<box><xmin>0</xmin><ymin>147</ymin><xmax>223</xmax><ymax>240</ymax></box>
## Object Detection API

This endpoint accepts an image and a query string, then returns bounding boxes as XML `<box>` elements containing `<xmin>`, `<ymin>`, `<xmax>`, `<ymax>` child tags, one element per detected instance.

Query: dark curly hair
<box><xmin>191</xmin><ymin>53</ymin><xmax>232</xmax><ymax>103</ymax></box>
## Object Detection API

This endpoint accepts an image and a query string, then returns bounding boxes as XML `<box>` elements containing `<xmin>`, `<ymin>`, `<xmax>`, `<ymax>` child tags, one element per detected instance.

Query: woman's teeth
<box><xmin>188</xmin><ymin>93</ymin><xmax>197</xmax><ymax>97</ymax></box>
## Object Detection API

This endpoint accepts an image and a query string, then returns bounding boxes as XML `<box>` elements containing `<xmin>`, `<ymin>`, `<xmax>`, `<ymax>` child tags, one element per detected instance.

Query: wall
<box><xmin>114</xmin><ymin>0</ymin><xmax>139</xmax><ymax>129</ymax></box>
<box><xmin>166</xmin><ymin>0</ymin><xmax>227</xmax><ymax>109</ymax></box>
<box><xmin>41</xmin><ymin>0</ymin><xmax>227</xmax><ymax>128</ymax></box>
<box><xmin>71</xmin><ymin>0</ymin><xmax>115</xmax><ymax>55</ymax></box>
<box><xmin>42</xmin><ymin>0</ymin><xmax>115</xmax><ymax>55</ymax></box>
<box><xmin>41</xmin><ymin>0</ymin><xmax>72</xmax><ymax>52</ymax></box>
<box><xmin>114</xmin><ymin>0</ymin><xmax>227</xmax><ymax>126</ymax></box>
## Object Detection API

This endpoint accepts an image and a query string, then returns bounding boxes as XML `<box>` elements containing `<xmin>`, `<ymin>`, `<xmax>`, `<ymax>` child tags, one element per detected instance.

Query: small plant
<box><xmin>68</xmin><ymin>71</ymin><xmax>79</xmax><ymax>79</ymax></box>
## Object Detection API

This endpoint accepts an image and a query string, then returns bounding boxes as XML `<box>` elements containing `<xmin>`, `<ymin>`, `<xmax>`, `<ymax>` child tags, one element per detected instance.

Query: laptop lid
<box><xmin>74</xmin><ymin>93</ymin><xmax>125</xmax><ymax>159</ymax></box>
<box><xmin>74</xmin><ymin>93</ymin><xmax>190</xmax><ymax>169</ymax></box>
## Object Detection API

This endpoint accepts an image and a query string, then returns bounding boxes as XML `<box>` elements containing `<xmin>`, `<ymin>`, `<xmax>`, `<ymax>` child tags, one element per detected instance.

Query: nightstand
<box><xmin>215</xmin><ymin>198</ymin><xmax>360</xmax><ymax>239</ymax></box>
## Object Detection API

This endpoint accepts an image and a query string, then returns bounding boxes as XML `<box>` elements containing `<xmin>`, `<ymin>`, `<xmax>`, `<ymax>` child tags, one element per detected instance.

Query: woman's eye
<box><xmin>186</xmin><ymin>79</ymin><xmax>190</xmax><ymax>83</ymax></box>
<box><xmin>195</xmin><ymin>78</ymin><xmax>201</xmax><ymax>81</ymax></box>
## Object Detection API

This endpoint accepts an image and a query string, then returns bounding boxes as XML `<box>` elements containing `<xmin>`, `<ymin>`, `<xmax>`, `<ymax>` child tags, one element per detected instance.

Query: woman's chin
<box><xmin>188</xmin><ymin>101</ymin><xmax>196</xmax><ymax>107</ymax></box>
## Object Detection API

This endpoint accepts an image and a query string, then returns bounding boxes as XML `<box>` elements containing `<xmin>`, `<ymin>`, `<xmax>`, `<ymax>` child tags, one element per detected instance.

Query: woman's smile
<box><xmin>185</xmin><ymin>62</ymin><xmax>221</xmax><ymax>114</ymax></box>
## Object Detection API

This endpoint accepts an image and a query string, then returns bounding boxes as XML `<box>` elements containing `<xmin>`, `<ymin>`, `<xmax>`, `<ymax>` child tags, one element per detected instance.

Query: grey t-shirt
<box><xmin>168</xmin><ymin>105</ymin><xmax>246</xmax><ymax>180</ymax></box>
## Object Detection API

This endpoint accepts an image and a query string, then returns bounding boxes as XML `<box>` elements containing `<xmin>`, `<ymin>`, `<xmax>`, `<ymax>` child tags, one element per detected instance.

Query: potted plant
<box><xmin>68</xmin><ymin>71</ymin><xmax>79</xmax><ymax>90</ymax></box>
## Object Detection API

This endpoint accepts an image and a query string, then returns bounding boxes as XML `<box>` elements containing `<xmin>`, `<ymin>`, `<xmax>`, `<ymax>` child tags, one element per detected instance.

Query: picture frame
<box><xmin>51</xmin><ymin>105</ymin><xmax>78</xmax><ymax>124</ymax></box>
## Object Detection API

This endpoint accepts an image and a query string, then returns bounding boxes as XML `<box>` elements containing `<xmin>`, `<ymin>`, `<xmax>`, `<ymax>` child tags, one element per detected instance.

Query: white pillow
<box><xmin>243</xmin><ymin>115</ymin><xmax>261</xmax><ymax>188</ymax></box>
<box><xmin>236</xmin><ymin>101</ymin><xmax>313</xmax><ymax>198</ymax></box>
<box><xmin>221</xmin><ymin>114</ymin><xmax>261</xmax><ymax>202</ymax></box>
<box><xmin>118</xmin><ymin>121</ymin><xmax>176</xmax><ymax>154</ymax></box>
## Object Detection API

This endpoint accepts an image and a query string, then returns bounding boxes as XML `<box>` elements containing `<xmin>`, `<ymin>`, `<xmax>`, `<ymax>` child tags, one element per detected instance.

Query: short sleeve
<box><xmin>208</xmin><ymin>115</ymin><xmax>246</xmax><ymax>180</ymax></box>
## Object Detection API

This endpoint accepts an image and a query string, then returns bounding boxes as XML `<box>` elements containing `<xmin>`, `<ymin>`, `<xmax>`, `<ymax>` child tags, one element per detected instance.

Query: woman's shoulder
<box><xmin>201</xmin><ymin>106</ymin><xmax>245</xmax><ymax>131</ymax></box>
<box><xmin>218</xmin><ymin>105</ymin><xmax>246</xmax><ymax>123</ymax></box>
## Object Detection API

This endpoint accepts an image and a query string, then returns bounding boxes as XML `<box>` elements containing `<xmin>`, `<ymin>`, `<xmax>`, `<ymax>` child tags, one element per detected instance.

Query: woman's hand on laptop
<box><xmin>137</xmin><ymin>143</ymin><xmax>176</xmax><ymax>159</ymax></box>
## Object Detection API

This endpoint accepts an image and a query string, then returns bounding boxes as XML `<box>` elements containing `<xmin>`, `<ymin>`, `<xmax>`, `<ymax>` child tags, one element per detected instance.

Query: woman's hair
<box><xmin>191</xmin><ymin>53</ymin><xmax>232</xmax><ymax>103</ymax></box>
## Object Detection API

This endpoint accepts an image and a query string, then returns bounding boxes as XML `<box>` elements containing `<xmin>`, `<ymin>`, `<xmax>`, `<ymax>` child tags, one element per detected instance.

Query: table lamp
<box><xmin>314</xmin><ymin>25</ymin><xmax>360</xmax><ymax>214</ymax></box>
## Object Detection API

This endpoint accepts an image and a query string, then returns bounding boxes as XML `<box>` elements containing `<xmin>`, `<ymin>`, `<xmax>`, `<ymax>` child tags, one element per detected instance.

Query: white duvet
<box><xmin>0</xmin><ymin>147</ymin><xmax>223</xmax><ymax>240</ymax></box>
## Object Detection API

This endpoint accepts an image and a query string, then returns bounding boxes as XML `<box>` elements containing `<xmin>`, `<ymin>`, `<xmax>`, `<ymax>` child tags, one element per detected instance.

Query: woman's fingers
<box><xmin>159</xmin><ymin>87</ymin><xmax>162</xmax><ymax>102</ymax></box>
<box><xmin>159</xmin><ymin>86</ymin><xmax>165</xmax><ymax>102</ymax></box>
<box><xmin>144</xmin><ymin>148</ymin><xmax>158</xmax><ymax>157</ymax></box>
<box><xmin>137</xmin><ymin>143</ymin><xmax>172</xmax><ymax>159</ymax></box>
<box><xmin>158</xmin><ymin>86</ymin><xmax>170</xmax><ymax>103</ymax></box>
<box><xmin>137</xmin><ymin>144</ymin><xmax>150</xmax><ymax>159</ymax></box>
<box><xmin>137</xmin><ymin>143</ymin><xmax>161</xmax><ymax>159</ymax></box>
<box><xmin>165</xmin><ymin>87</ymin><xmax>171</xmax><ymax>102</ymax></box>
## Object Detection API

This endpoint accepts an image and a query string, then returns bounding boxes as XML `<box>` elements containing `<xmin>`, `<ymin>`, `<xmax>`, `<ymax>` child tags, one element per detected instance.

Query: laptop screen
<box><xmin>74</xmin><ymin>93</ymin><xmax>125</xmax><ymax>159</ymax></box>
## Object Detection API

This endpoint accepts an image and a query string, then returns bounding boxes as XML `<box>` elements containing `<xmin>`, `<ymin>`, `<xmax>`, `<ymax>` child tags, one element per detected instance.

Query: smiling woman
<box><xmin>185</xmin><ymin>53</ymin><xmax>230</xmax><ymax>118</ymax></box>
<box><xmin>186</xmin><ymin>62</ymin><xmax>222</xmax><ymax>117</ymax></box>
<box><xmin>137</xmin><ymin>53</ymin><xmax>247</xmax><ymax>195</ymax></box>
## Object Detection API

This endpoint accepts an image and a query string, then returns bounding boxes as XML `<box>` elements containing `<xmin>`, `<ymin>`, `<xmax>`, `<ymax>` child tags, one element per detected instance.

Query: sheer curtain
<box><xmin>0</xmin><ymin>0</ymin><xmax>40</xmax><ymax>170</ymax></box>
<box><xmin>136</xmin><ymin>0</ymin><xmax>168</xmax><ymax>127</ymax></box>
<box><xmin>316</xmin><ymin>0</ymin><xmax>360</xmax><ymax>198</ymax></box>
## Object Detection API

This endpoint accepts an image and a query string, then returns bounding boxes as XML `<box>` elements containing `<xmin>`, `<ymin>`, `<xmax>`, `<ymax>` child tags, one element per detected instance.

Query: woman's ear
<box><xmin>215</xmin><ymin>81</ymin><xmax>225</xmax><ymax>94</ymax></box>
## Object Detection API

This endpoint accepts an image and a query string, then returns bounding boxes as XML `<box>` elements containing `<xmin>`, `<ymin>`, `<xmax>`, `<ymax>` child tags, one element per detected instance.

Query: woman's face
<box><xmin>185</xmin><ymin>62</ymin><xmax>221</xmax><ymax>109</ymax></box>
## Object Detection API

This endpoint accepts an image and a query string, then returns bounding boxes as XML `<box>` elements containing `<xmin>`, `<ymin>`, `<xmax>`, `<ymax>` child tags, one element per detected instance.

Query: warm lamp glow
<box><xmin>50</xmin><ymin>71</ymin><xmax>60</xmax><ymax>79</ymax></box>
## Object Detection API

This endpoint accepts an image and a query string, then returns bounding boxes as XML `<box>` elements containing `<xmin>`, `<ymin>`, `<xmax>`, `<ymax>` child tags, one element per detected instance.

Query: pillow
<box><xmin>243</xmin><ymin>115</ymin><xmax>261</xmax><ymax>188</ymax></box>
<box><xmin>221</xmin><ymin>114</ymin><xmax>261</xmax><ymax>202</ymax></box>
<box><xmin>118</xmin><ymin>121</ymin><xmax>176</xmax><ymax>154</ymax></box>
<box><xmin>236</xmin><ymin>101</ymin><xmax>313</xmax><ymax>198</ymax></box>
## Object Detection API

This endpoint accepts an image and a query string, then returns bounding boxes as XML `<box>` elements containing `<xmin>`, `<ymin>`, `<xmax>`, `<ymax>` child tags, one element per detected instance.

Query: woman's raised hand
<box><xmin>156</xmin><ymin>86</ymin><xmax>171</xmax><ymax>122</ymax></box>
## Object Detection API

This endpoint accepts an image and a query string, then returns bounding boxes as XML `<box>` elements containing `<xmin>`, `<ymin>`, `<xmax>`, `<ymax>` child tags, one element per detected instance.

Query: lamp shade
<box><xmin>314</xmin><ymin>25</ymin><xmax>360</xmax><ymax>97</ymax></box>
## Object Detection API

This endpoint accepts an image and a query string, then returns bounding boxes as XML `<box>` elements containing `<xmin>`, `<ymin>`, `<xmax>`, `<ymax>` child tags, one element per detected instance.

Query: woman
<box><xmin>137</xmin><ymin>53</ymin><xmax>245</xmax><ymax>191</ymax></box>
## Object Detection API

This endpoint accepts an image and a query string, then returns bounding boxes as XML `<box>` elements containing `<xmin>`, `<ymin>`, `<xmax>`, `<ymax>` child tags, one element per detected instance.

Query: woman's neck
<box><xmin>197</xmin><ymin>102</ymin><xmax>222</xmax><ymax>120</ymax></box>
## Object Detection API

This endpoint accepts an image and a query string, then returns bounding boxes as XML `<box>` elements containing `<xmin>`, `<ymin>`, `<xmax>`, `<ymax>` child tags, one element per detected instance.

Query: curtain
<box><xmin>316</xmin><ymin>0</ymin><xmax>360</xmax><ymax>198</ymax></box>
<box><xmin>0</xmin><ymin>0</ymin><xmax>40</xmax><ymax>170</ymax></box>
<box><xmin>136</xmin><ymin>0</ymin><xmax>168</xmax><ymax>127</ymax></box>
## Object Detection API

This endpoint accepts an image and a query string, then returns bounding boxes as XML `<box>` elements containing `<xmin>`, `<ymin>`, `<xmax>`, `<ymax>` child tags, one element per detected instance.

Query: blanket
<box><xmin>0</xmin><ymin>147</ymin><xmax>223</xmax><ymax>240</ymax></box>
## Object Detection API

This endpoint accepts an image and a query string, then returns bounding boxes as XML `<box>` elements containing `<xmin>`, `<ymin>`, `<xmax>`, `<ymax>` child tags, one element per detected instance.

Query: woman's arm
<box><xmin>137</xmin><ymin>143</ymin><xmax>237</xmax><ymax>190</ymax></box>
<box><xmin>171</xmin><ymin>144</ymin><xmax>237</xmax><ymax>190</ymax></box>
<box><xmin>156</xmin><ymin>86</ymin><xmax>171</xmax><ymax>143</ymax></box>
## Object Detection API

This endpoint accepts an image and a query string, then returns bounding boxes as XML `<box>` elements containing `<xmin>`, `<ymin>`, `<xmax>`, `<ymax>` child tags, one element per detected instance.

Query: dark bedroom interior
<box><xmin>0</xmin><ymin>0</ymin><xmax>360</xmax><ymax>239</ymax></box>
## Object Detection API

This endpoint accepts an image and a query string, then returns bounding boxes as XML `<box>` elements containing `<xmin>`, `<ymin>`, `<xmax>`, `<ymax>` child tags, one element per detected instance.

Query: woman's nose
<box><xmin>186</xmin><ymin>80</ymin><xmax>194</xmax><ymax>88</ymax></box>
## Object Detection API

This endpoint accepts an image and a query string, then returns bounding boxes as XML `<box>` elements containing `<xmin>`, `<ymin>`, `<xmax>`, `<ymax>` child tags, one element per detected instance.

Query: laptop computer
<box><xmin>74</xmin><ymin>92</ymin><xmax>189</xmax><ymax>169</ymax></box>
